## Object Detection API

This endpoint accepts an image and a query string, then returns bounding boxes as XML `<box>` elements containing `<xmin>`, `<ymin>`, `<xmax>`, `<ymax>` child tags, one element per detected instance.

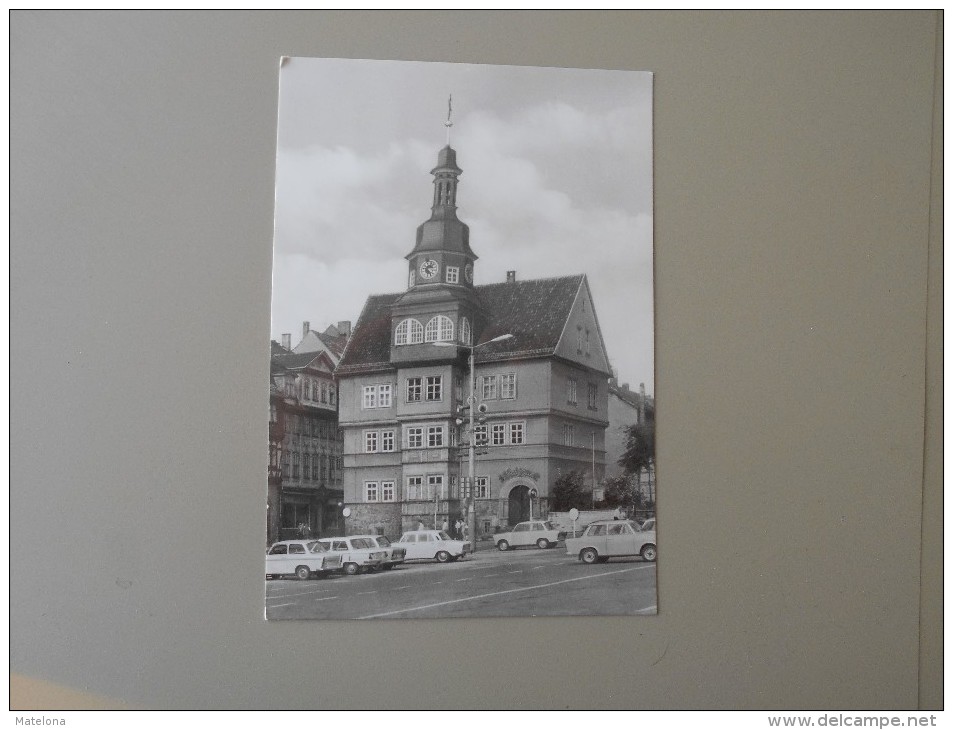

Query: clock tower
<box><xmin>390</xmin><ymin>141</ymin><xmax>485</xmax><ymax>364</ymax></box>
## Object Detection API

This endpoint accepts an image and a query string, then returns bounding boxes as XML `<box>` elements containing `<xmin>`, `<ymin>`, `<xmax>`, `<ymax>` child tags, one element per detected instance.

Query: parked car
<box><xmin>564</xmin><ymin>520</ymin><xmax>657</xmax><ymax>564</ymax></box>
<box><xmin>265</xmin><ymin>540</ymin><xmax>344</xmax><ymax>580</ymax></box>
<box><xmin>316</xmin><ymin>536</ymin><xmax>387</xmax><ymax>575</ymax></box>
<box><xmin>350</xmin><ymin>534</ymin><xmax>406</xmax><ymax>570</ymax></box>
<box><xmin>494</xmin><ymin>520</ymin><xmax>561</xmax><ymax>551</ymax></box>
<box><xmin>394</xmin><ymin>530</ymin><xmax>469</xmax><ymax>563</ymax></box>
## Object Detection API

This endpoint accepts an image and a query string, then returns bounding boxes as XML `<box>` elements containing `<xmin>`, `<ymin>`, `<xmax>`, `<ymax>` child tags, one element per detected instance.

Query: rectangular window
<box><xmin>510</xmin><ymin>422</ymin><xmax>524</xmax><ymax>445</ymax></box>
<box><xmin>491</xmin><ymin>424</ymin><xmax>506</xmax><ymax>446</ymax></box>
<box><xmin>406</xmin><ymin>427</ymin><xmax>423</xmax><ymax>449</ymax></box>
<box><xmin>475</xmin><ymin>476</ymin><xmax>489</xmax><ymax>499</ymax></box>
<box><xmin>449</xmin><ymin>427</ymin><xmax>457</xmax><ymax>447</ymax></box>
<box><xmin>428</xmin><ymin>474</ymin><xmax>445</xmax><ymax>499</ymax></box>
<box><xmin>378</xmin><ymin>384</ymin><xmax>392</xmax><ymax>408</ymax></box>
<box><xmin>474</xmin><ymin>425</ymin><xmax>488</xmax><ymax>446</ymax></box>
<box><xmin>455</xmin><ymin>375</ymin><xmax>463</xmax><ymax>402</ymax></box>
<box><xmin>363</xmin><ymin>386</ymin><xmax>377</xmax><ymax>409</ymax></box>
<box><xmin>381</xmin><ymin>430</ymin><xmax>395</xmax><ymax>452</ymax></box>
<box><xmin>302</xmin><ymin>454</ymin><xmax>311</xmax><ymax>480</ymax></box>
<box><xmin>381</xmin><ymin>481</ymin><xmax>395</xmax><ymax>502</ymax></box>
<box><xmin>564</xmin><ymin>424</ymin><xmax>574</xmax><ymax>447</ymax></box>
<box><xmin>365</xmin><ymin>482</ymin><xmax>379</xmax><ymax>502</ymax></box>
<box><xmin>427</xmin><ymin>425</ymin><xmax>444</xmax><ymax>447</ymax></box>
<box><xmin>328</xmin><ymin>386</ymin><xmax>336</xmax><ymax>405</ymax></box>
<box><xmin>407</xmin><ymin>377</ymin><xmax>422</xmax><ymax>402</ymax></box>
<box><xmin>501</xmin><ymin>373</ymin><xmax>516</xmax><ymax>399</ymax></box>
<box><xmin>586</xmin><ymin>329</ymin><xmax>591</xmax><ymax>355</ymax></box>
<box><xmin>406</xmin><ymin>475</ymin><xmax>423</xmax><ymax>500</ymax></box>
<box><xmin>321</xmin><ymin>382</ymin><xmax>328</xmax><ymax>404</ymax></box>
<box><xmin>291</xmin><ymin>452</ymin><xmax>300</xmax><ymax>478</ymax></box>
<box><xmin>481</xmin><ymin>375</ymin><xmax>497</xmax><ymax>400</ymax></box>
<box><xmin>587</xmin><ymin>383</ymin><xmax>598</xmax><ymax>409</ymax></box>
<box><xmin>567</xmin><ymin>378</ymin><xmax>578</xmax><ymax>405</ymax></box>
<box><xmin>426</xmin><ymin>376</ymin><xmax>442</xmax><ymax>401</ymax></box>
<box><xmin>446</xmin><ymin>266</ymin><xmax>459</xmax><ymax>284</ymax></box>
<box><xmin>364</xmin><ymin>431</ymin><xmax>378</xmax><ymax>453</ymax></box>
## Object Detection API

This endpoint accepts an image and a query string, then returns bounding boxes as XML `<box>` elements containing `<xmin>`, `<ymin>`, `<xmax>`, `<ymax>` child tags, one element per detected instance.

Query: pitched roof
<box><xmin>271</xmin><ymin>350</ymin><xmax>332</xmax><ymax>372</ymax></box>
<box><xmin>316</xmin><ymin>331</ymin><xmax>349</xmax><ymax>357</ymax></box>
<box><xmin>271</xmin><ymin>340</ymin><xmax>291</xmax><ymax>356</ymax></box>
<box><xmin>338</xmin><ymin>275</ymin><xmax>585</xmax><ymax>373</ymax></box>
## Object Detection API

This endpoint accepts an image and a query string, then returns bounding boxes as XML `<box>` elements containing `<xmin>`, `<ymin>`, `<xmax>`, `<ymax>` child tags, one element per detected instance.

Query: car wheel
<box><xmin>295</xmin><ymin>565</ymin><xmax>311</xmax><ymax>580</ymax></box>
<box><xmin>435</xmin><ymin>551</ymin><xmax>451</xmax><ymax>563</ymax></box>
<box><xmin>580</xmin><ymin>548</ymin><xmax>599</xmax><ymax>564</ymax></box>
<box><xmin>536</xmin><ymin>538</ymin><xmax>550</xmax><ymax>549</ymax></box>
<box><xmin>497</xmin><ymin>540</ymin><xmax>510</xmax><ymax>551</ymax></box>
<box><xmin>640</xmin><ymin>544</ymin><xmax>657</xmax><ymax>562</ymax></box>
<box><xmin>344</xmin><ymin>562</ymin><xmax>360</xmax><ymax>576</ymax></box>
<box><xmin>382</xmin><ymin>564</ymin><xmax>394</xmax><ymax>570</ymax></box>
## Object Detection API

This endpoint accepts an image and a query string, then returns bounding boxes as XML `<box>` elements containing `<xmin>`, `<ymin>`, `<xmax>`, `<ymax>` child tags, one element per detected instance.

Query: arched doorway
<box><xmin>508</xmin><ymin>485</ymin><xmax>531</xmax><ymax>526</ymax></box>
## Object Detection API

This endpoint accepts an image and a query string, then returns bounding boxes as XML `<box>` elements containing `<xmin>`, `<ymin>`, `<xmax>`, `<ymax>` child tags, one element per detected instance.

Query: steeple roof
<box><xmin>407</xmin><ymin>144</ymin><xmax>476</xmax><ymax>259</ymax></box>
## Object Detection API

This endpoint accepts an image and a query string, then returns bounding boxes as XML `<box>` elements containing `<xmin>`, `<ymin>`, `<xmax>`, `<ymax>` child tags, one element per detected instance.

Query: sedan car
<box><xmin>494</xmin><ymin>520</ymin><xmax>561</xmax><ymax>551</ymax></box>
<box><xmin>349</xmin><ymin>534</ymin><xmax>406</xmax><ymax>570</ymax></box>
<box><xmin>265</xmin><ymin>540</ymin><xmax>344</xmax><ymax>580</ymax></box>
<box><xmin>564</xmin><ymin>520</ymin><xmax>657</xmax><ymax>564</ymax></box>
<box><xmin>316</xmin><ymin>536</ymin><xmax>387</xmax><ymax>575</ymax></box>
<box><xmin>394</xmin><ymin>530</ymin><xmax>469</xmax><ymax>563</ymax></box>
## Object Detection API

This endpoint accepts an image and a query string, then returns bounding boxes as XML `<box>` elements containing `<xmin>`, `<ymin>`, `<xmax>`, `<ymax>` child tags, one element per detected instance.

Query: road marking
<box><xmin>268</xmin><ymin>595</ymin><xmax>339</xmax><ymax>608</ymax></box>
<box><xmin>507</xmin><ymin>570</ymin><xmax>522</xmax><ymax>574</ymax></box>
<box><xmin>455</xmin><ymin>578</ymin><xmax>472</xmax><ymax>582</ymax></box>
<box><xmin>357</xmin><ymin>591</ymin><xmax>378</xmax><ymax>595</ymax></box>
<box><xmin>483</xmin><ymin>573</ymin><xmax>500</xmax><ymax>578</ymax></box>
<box><xmin>433</xmin><ymin>581</ymin><xmax>443</xmax><ymax>584</ymax></box>
<box><xmin>268</xmin><ymin>603</ymin><xmax>297</xmax><ymax>609</ymax></box>
<box><xmin>532</xmin><ymin>566</ymin><xmax>546</xmax><ymax>570</ymax></box>
<box><xmin>266</xmin><ymin>589</ymin><xmax>330</xmax><ymax>599</ymax></box>
<box><xmin>394</xmin><ymin>586</ymin><xmax>410</xmax><ymax>590</ymax></box>
<box><xmin>357</xmin><ymin>564</ymin><xmax>656</xmax><ymax>619</ymax></box>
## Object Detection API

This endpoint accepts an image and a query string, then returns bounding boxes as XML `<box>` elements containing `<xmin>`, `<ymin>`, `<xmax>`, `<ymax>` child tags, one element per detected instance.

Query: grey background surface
<box><xmin>10</xmin><ymin>11</ymin><xmax>942</xmax><ymax>710</ymax></box>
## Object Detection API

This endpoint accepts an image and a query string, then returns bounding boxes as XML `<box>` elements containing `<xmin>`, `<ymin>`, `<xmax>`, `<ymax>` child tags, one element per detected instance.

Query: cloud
<box><xmin>271</xmin><ymin>89</ymin><xmax>654</xmax><ymax>387</ymax></box>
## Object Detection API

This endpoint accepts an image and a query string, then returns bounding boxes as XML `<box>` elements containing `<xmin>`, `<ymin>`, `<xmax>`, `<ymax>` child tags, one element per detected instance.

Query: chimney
<box><xmin>337</xmin><ymin>320</ymin><xmax>352</xmax><ymax>336</ymax></box>
<box><xmin>302</xmin><ymin>321</ymin><xmax>310</xmax><ymax>339</ymax></box>
<box><xmin>506</xmin><ymin>270</ymin><xmax>516</xmax><ymax>283</ymax></box>
<box><xmin>281</xmin><ymin>333</ymin><xmax>291</xmax><ymax>351</ymax></box>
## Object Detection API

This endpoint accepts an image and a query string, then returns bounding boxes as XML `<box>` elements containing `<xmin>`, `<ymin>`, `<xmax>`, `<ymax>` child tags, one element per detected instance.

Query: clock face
<box><xmin>419</xmin><ymin>259</ymin><xmax>439</xmax><ymax>280</ymax></box>
<box><xmin>464</xmin><ymin>263</ymin><xmax>473</xmax><ymax>283</ymax></box>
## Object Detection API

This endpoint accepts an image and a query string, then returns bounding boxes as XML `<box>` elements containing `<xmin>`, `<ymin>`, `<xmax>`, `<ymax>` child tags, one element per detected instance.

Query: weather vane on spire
<box><xmin>445</xmin><ymin>94</ymin><xmax>453</xmax><ymax>145</ymax></box>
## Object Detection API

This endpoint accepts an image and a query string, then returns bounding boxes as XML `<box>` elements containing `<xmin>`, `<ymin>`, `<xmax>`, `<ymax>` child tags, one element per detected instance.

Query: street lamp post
<box><xmin>435</xmin><ymin>333</ymin><xmax>513</xmax><ymax>553</ymax></box>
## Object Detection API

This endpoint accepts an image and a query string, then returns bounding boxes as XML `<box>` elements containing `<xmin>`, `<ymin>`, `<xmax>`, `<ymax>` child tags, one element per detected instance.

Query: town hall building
<box><xmin>335</xmin><ymin>141</ymin><xmax>612</xmax><ymax>539</ymax></box>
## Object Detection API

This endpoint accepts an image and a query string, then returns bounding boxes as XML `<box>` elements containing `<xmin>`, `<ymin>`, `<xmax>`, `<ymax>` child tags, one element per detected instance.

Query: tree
<box><xmin>601</xmin><ymin>474</ymin><xmax>643</xmax><ymax>513</ymax></box>
<box><xmin>619</xmin><ymin>403</ymin><xmax>655</xmax><ymax>477</ymax></box>
<box><xmin>550</xmin><ymin>470</ymin><xmax>589</xmax><ymax>512</ymax></box>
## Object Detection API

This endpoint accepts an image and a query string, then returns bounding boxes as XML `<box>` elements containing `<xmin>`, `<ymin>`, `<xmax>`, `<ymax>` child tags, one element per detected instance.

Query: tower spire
<box><xmin>445</xmin><ymin>94</ymin><xmax>453</xmax><ymax>145</ymax></box>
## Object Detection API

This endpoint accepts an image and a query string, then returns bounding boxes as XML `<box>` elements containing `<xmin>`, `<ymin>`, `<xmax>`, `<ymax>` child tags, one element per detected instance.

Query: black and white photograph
<box><xmin>266</xmin><ymin>58</ymin><xmax>655</xmax><ymax>620</ymax></box>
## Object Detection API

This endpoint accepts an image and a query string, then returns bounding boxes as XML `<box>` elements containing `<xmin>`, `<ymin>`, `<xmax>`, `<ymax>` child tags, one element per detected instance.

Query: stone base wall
<box><xmin>343</xmin><ymin>503</ymin><xmax>402</xmax><ymax>540</ymax></box>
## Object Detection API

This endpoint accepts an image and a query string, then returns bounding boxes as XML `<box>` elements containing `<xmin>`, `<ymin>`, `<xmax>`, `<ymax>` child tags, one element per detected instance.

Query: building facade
<box><xmin>335</xmin><ymin>142</ymin><xmax>613</xmax><ymax>539</ymax></box>
<box><xmin>605</xmin><ymin>379</ymin><xmax>656</xmax><ymax>510</ymax></box>
<box><xmin>267</xmin><ymin>342</ymin><xmax>345</xmax><ymax>544</ymax></box>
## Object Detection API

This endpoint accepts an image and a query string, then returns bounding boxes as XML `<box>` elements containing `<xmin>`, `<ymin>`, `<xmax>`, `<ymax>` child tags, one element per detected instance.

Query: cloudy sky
<box><xmin>271</xmin><ymin>58</ymin><xmax>654</xmax><ymax>390</ymax></box>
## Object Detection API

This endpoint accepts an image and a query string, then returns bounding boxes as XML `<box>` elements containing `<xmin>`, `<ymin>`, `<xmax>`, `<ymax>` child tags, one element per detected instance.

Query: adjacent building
<box><xmin>267</xmin><ymin>337</ymin><xmax>347</xmax><ymax>544</ymax></box>
<box><xmin>605</xmin><ymin>379</ymin><xmax>656</xmax><ymax>507</ymax></box>
<box><xmin>335</xmin><ymin>142</ymin><xmax>613</xmax><ymax>539</ymax></box>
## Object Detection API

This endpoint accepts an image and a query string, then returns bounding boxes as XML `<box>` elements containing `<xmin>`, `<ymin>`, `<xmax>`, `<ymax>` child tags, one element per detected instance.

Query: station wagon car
<box><xmin>316</xmin><ymin>536</ymin><xmax>387</xmax><ymax>575</ymax></box>
<box><xmin>349</xmin><ymin>534</ymin><xmax>406</xmax><ymax>570</ymax></box>
<box><xmin>265</xmin><ymin>540</ymin><xmax>344</xmax><ymax>580</ymax></box>
<box><xmin>494</xmin><ymin>520</ymin><xmax>561</xmax><ymax>551</ymax></box>
<box><xmin>564</xmin><ymin>520</ymin><xmax>657</xmax><ymax>564</ymax></box>
<box><xmin>394</xmin><ymin>530</ymin><xmax>469</xmax><ymax>563</ymax></box>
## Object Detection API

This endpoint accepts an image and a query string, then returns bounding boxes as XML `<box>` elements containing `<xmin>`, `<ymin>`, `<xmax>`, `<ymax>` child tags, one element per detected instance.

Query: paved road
<box><xmin>265</xmin><ymin>545</ymin><xmax>657</xmax><ymax>620</ymax></box>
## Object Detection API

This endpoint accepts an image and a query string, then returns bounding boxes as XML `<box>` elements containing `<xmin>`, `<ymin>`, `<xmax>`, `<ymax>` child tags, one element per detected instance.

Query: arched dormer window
<box><xmin>425</xmin><ymin>315</ymin><xmax>454</xmax><ymax>343</ymax></box>
<box><xmin>460</xmin><ymin>317</ymin><xmax>472</xmax><ymax>345</ymax></box>
<box><xmin>395</xmin><ymin>318</ymin><xmax>424</xmax><ymax>346</ymax></box>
